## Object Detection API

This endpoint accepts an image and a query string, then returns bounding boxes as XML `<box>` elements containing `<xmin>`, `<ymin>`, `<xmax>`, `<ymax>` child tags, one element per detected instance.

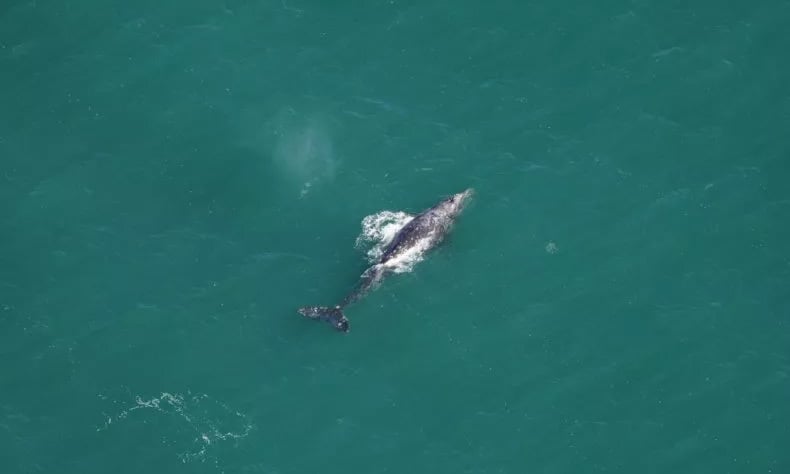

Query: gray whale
<box><xmin>298</xmin><ymin>188</ymin><xmax>474</xmax><ymax>332</ymax></box>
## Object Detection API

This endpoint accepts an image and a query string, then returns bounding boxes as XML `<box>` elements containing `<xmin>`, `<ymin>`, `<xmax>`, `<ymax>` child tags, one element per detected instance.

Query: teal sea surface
<box><xmin>1</xmin><ymin>1</ymin><xmax>788</xmax><ymax>473</ymax></box>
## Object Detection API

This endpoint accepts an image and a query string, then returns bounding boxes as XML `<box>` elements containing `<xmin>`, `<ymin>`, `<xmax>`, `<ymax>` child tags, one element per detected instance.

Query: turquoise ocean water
<box><xmin>2</xmin><ymin>1</ymin><xmax>789</xmax><ymax>472</ymax></box>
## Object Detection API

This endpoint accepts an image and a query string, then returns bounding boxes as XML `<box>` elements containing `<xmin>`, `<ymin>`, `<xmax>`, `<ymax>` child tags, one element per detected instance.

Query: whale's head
<box><xmin>436</xmin><ymin>188</ymin><xmax>474</xmax><ymax>218</ymax></box>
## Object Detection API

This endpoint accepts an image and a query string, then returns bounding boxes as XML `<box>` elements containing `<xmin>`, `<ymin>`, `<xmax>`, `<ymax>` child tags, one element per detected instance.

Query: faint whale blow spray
<box><xmin>271</xmin><ymin>113</ymin><xmax>337</xmax><ymax>197</ymax></box>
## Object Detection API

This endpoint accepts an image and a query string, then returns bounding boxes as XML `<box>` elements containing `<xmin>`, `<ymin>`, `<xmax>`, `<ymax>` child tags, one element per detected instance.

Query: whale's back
<box><xmin>378</xmin><ymin>211</ymin><xmax>444</xmax><ymax>264</ymax></box>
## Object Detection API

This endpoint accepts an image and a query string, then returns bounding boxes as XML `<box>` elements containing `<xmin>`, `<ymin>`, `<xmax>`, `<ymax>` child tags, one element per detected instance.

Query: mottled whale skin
<box><xmin>298</xmin><ymin>188</ymin><xmax>474</xmax><ymax>332</ymax></box>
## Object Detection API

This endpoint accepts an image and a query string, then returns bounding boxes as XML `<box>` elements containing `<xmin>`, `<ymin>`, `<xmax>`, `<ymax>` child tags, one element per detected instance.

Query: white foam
<box><xmin>355</xmin><ymin>210</ymin><xmax>432</xmax><ymax>273</ymax></box>
<box><xmin>355</xmin><ymin>211</ymin><xmax>413</xmax><ymax>261</ymax></box>
<box><xmin>97</xmin><ymin>391</ymin><xmax>253</xmax><ymax>465</ymax></box>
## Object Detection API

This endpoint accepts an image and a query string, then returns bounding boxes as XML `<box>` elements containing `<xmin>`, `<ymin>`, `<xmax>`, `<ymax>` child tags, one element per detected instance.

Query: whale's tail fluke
<box><xmin>298</xmin><ymin>305</ymin><xmax>349</xmax><ymax>332</ymax></box>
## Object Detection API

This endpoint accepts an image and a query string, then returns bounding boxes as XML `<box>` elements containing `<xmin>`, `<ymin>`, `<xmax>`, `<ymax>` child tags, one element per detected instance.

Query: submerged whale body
<box><xmin>298</xmin><ymin>188</ymin><xmax>474</xmax><ymax>332</ymax></box>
